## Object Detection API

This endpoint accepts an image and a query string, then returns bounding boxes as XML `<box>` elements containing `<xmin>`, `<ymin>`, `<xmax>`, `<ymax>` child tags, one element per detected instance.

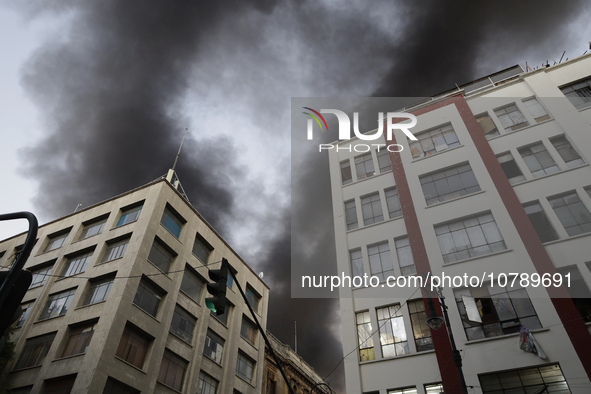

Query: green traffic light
<box><xmin>206</xmin><ymin>299</ymin><xmax>216</xmax><ymax>313</ymax></box>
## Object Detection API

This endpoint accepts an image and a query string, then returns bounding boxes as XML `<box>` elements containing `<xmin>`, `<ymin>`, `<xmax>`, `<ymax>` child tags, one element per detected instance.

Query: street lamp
<box><xmin>425</xmin><ymin>287</ymin><xmax>468</xmax><ymax>394</ymax></box>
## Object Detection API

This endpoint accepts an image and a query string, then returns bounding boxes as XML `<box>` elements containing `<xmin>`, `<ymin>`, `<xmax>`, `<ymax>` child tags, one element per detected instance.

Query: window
<box><xmin>560</xmin><ymin>77</ymin><xmax>591</xmax><ymax>109</ymax></box>
<box><xmin>377</xmin><ymin>304</ymin><xmax>408</xmax><ymax>357</ymax></box>
<box><xmin>356</xmin><ymin>311</ymin><xmax>374</xmax><ymax>361</ymax></box>
<box><xmin>161</xmin><ymin>206</ymin><xmax>184</xmax><ymax>238</ymax></box>
<box><xmin>361</xmin><ymin>192</ymin><xmax>384</xmax><ymax>225</ymax></box>
<box><xmin>245</xmin><ymin>286</ymin><xmax>261</xmax><ymax>313</ymax></box>
<box><xmin>455</xmin><ymin>283</ymin><xmax>541</xmax><ymax>340</ymax></box>
<box><xmin>192</xmin><ymin>234</ymin><xmax>213</xmax><ymax>264</ymax></box>
<box><xmin>44</xmin><ymin>233</ymin><xmax>68</xmax><ymax>253</ymax></box>
<box><xmin>170</xmin><ymin>305</ymin><xmax>196</xmax><ymax>343</ymax></box>
<box><xmin>147</xmin><ymin>240</ymin><xmax>174</xmax><ymax>273</ymax></box>
<box><xmin>180</xmin><ymin>268</ymin><xmax>203</xmax><ymax>302</ymax></box>
<box><xmin>350</xmin><ymin>249</ymin><xmax>364</xmax><ymax>277</ymax></box>
<box><xmin>203</xmin><ymin>330</ymin><xmax>224</xmax><ymax>364</ymax></box>
<box><xmin>39</xmin><ymin>289</ymin><xmax>76</xmax><ymax>320</ymax></box>
<box><xmin>79</xmin><ymin>219</ymin><xmax>106</xmax><ymax>241</ymax></box>
<box><xmin>420</xmin><ymin>163</ymin><xmax>480</xmax><ymax>205</ymax></box>
<box><xmin>158</xmin><ymin>350</ymin><xmax>188</xmax><ymax>391</ymax></box>
<box><xmin>227</xmin><ymin>274</ymin><xmax>234</xmax><ymax>289</ymax></box>
<box><xmin>15</xmin><ymin>332</ymin><xmax>56</xmax><ymax>369</ymax></box>
<box><xmin>388</xmin><ymin>388</ymin><xmax>418</xmax><ymax>394</ymax></box>
<box><xmin>62</xmin><ymin>322</ymin><xmax>95</xmax><ymax>357</ymax></box>
<box><xmin>385</xmin><ymin>187</ymin><xmax>402</xmax><ymax>219</ymax></box>
<box><xmin>410</xmin><ymin>123</ymin><xmax>459</xmax><ymax>158</ymax></box>
<box><xmin>340</xmin><ymin>160</ymin><xmax>352</xmax><ymax>185</ymax></box>
<box><xmin>435</xmin><ymin>212</ymin><xmax>506</xmax><ymax>264</ymax></box>
<box><xmin>494</xmin><ymin>104</ymin><xmax>528</xmax><ymax>132</ymax></box>
<box><xmin>522</xmin><ymin>201</ymin><xmax>559</xmax><ymax>243</ymax></box>
<box><xmin>344</xmin><ymin>200</ymin><xmax>358</xmax><ymax>230</ymax></box>
<box><xmin>479</xmin><ymin>364</ymin><xmax>570</xmax><ymax>394</ymax></box>
<box><xmin>29</xmin><ymin>264</ymin><xmax>53</xmax><ymax>288</ymax></box>
<box><xmin>408</xmin><ymin>300</ymin><xmax>433</xmax><ymax>351</ymax></box>
<box><xmin>198</xmin><ymin>371</ymin><xmax>218</xmax><ymax>394</ymax></box>
<box><xmin>16</xmin><ymin>301</ymin><xmax>33</xmax><ymax>328</ymax></box>
<box><xmin>475</xmin><ymin>113</ymin><xmax>499</xmax><ymax>139</ymax></box>
<box><xmin>101</xmin><ymin>238</ymin><xmax>129</xmax><ymax>264</ymax></box>
<box><xmin>424</xmin><ymin>383</ymin><xmax>444</xmax><ymax>394</ymax></box>
<box><xmin>236</xmin><ymin>351</ymin><xmax>255</xmax><ymax>382</ymax></box>
<box><xmin>518</xmin><ymin>142</ymin><xmax>559</xmax><ymax>178</ymax></box>
<box><xmin>241</xmin><ymin>317</ymin><xmax>257</xmax><ymax>345</ymax></box>
<box><xmin>497</xmin><ymin>152</ymin><xmax>525</xmax><ymax>184</ymax></box>
<box><xmin>133</xmin><ymin>278</ymin><xmax>164</xmax><ymax>317</ymax></box>
<box><xmin>395</xmin><ymin>237</ymin><xmax>416</xmax><ymax>276</ymax></box>
<box><xmin>116</xmin><ymin>324</ymin><xmax>151</xmax><ymax>369</ymax></box>
<box><xmin>523</xmin><ymin>97</ymin><xmax>550</xmax><ymax>122</ymax></box>
<box><xmin>103</xmin><ymin>377</ymin><xmax>140</xmax><ymax>394</ymax></box>
<box><xmin>556</xmin><ymin>265</ymin><xmax>591</xmax><ymax>322</ymax></box>
<box><xmin>61</xmin><ymin>252</ymin><xmax>93</xmax><ymax>277</ymax></box>
<box><xmin>116</xmin><ymin>204</ymin><xmax>142</xmax><ymax>227</ymax></box>
<box><xmin>10</xmin><ymin>386</ymin><xmax>33</xmax><ymax>394</ymax></box>
<box><xmin>355</xmin><ymin>153</ymin><xmax>375</xmax><ymax>180</ymax></box>
<box><xmin>550</xmin><ymin>135</ymin><xmax>584</xmax><ymax>168</ymax></box>
<box><xmin>548</xmin><ymin>191</ymin><xmax>591</xmax><ymax>236</ymax></box>
<box><xmin>83</xmin><ymin>276</ymin><xmax>114</xmax><ymax>306</ymax></box>
<box><xmin>44</xmin><ymin>375</ymin><xmax>76</xmax><ymax>394</ymax></box>
<box><xmin>7</xmin><ymin>245</ymin><xmax>23</xmax><ymax>268</ymax></box>
<box><xmin>377</xmin><ymin>149</ymin><xmax>391</xmax><ymax>172</ymax></box>
<box><xmin>368</xmin><ymin>242</ymin><xmax>393</xmax><ymax>282</ymax></box>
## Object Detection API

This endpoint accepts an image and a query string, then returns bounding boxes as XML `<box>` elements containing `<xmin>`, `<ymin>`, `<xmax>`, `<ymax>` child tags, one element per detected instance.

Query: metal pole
<box><xmin>231</xmin><ymin>271</ymin><xmax>296</xmax><ymax>394</ymax></box>
<box><xmin>310</xmin><ymin>381</ymin><xmax>335</xmax><ymax>394</ymax></box>
<box><xmin>437</xmin><ymin>291</ymin><xmax>468</xmax><ymax>394</ymax></box>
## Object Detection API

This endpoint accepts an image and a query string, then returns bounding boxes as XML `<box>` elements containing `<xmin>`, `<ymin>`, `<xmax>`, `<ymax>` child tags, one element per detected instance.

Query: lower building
<box><xmin>1</xmin><ymin>173</ymin><xmax>269</xmax><ymax>394</ymax></box>
<box><xmin>263</xmin><ymin>331</ymin><xmax>328</xmax><ymax>394</ymax></box>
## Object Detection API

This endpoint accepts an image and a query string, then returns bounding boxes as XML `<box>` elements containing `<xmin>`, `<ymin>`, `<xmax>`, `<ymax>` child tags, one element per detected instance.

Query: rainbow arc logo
<box><xmin>302</xmin><ymin>107</ymin><xmax>328</xmax><ymax>140</ymax></box>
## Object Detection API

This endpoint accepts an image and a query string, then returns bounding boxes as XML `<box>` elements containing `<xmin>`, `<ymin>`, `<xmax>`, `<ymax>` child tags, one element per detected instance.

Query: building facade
<box><xmin>328</xmin><ymin>53</ymin><xmax>591</xmax><ymax>393</ymax></box>
<box><xmin>263</xmin><ymin>331</ymin><xmax>327</xmax><ymax>394</ymax></box>
<box><xmin>1</xmin><ymin>175</ymin><xmax>269</xmax><ymax>394</ymax></box>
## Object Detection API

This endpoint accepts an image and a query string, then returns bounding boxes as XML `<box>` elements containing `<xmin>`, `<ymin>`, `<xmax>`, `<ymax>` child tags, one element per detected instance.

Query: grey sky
<box><xmin>1</xmin><ymin>1</ymin><xmax>590</xmax><ymax>391</ymax></box>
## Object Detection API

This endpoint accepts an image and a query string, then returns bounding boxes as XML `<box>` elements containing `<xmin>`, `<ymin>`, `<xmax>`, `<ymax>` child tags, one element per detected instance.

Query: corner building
<box><xmin>329</xmin><ymin>53</ymin><xmax>591</xmax><ymax>393</ymax></box>
<box><xmin>1</xmin><ymin>175</ymin><xmax>269</xmax><ymax>394</ymax></box>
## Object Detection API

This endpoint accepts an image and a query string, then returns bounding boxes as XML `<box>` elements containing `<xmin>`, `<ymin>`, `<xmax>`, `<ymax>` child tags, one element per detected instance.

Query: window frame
<box><xmin>497</xmin><ymin>152</ymin><xmax>525</xmax><ymax>184</ymax></box>
<box><xmin>43</xmin><ymin>232</ymin><xmax>69</xmax><ymax>253</ymax></box>
<box><xmin>354</xmin><ymin>152</ymin><xmax>375</xmax><ymax>180</ymax></box>
<box><xmin>240</xmin><ymin>316</ymin><xmax>257</xmax><ymax>346</ymax></box>
<box><xmin>39</xmin><ymin>288</ymin><xmax>77</xmax><ymax>320</ymax></box>
<box><xmin>101</xmin><ymin>236</ymin><xmax>130</xmax><ymax>264</ymax></box>
<box><xmin>158</xmin><ymin>349</ymin><xmax>188</xmax><ymax>392</ymax></box>
<box><xmin>170</xmin><ymin>304</ymin><xmax>197</xmax><ymax>344</ymax></box>
<box><xmin>360</xmin><ymin>192</ymin><xmax>384</xmax><ymax>226</ymax></box>
<box><xmin>133</xmin><ymin>277</ymin><xmax>165</xmax><ymax>318</ymax></box>
<box><xmin>522</xmin><ymin>201</ymin><xmax>559</xmax><ymax>243</ymax></box>
<box><xmin>160</xmin><ymin>205</ymin><xmax>185</xmax><ymax>239</ymax></box>
<box><xmin>550</xmin><ymin>135</ymin><xmax>584</xmax><ymax>168</ymax></box>
<box><xmin>192</xmin><ymin>233</ymin><xmax>213</xmax><ymax>264</ymax></box>
<box><xmin>344</xmin><ymin>199</ymin><xmax>358</xmax><ymax>230</ymax></box>
<box><xmin>518</xmin><ymin>142</ymin><xmax>560</xmax><ymax>178</ymax></box>
<box><xmin>494</xmin><ymin>103</ymin><xmax>529</xmax><ymax>132</ymax></box>
<box><xmin>435</xmin><ymin>212</ymin><xmax>506</xmax><ymax>264</ymax></box>
<box><xmin>376</xmin><ymin>304</ymin><xmax>408</xmax><ymax>358</ymax></box>
<box><xmin>367</xmin><ymin>241</ymin><xmax>394</xmax><ymax>282</ymax></box>
<box><xmin>15</xmin><ymin>332</ymin><xmax>57</xmax><ymax>370</ymax></box>
<box><xmin>61</xmin><ymin>321</ymin><xmax>96</xmax><ymax>358</ymax></box>
<box><xmin>29</xmin><ymin>262</ymin><xmax>54</xmax><ymax>289</ymax></box>
<box><xmin>203</xmin><ymin>329</ymin><xmax>225</xmax><ymax>364</ymax></box>
<box><xmin>115</xmin><ymin>324</ymin><xmax>152</xmax><ymax>369</ymax></box>
<box><xmin>340</xmin><ymin>159</ymin><xmax>352</xmax><ymax>185</ymax></box>
<box><xmin>60</xmin><ymin>251</ymin><xmax>93</xmax><ymax>278</ymax></box>
<box><xmin>560</xmin><ymin>76</ymin><xmax>591</xmax><ymax>110</ymax></box>
<box><xmin>236</xmin><ymin>350</ymin><xmax>255</xmax><ymax>383</ymax></box>
<box><xmin>410</xmin><ymin>123</ymin><xmax>460</xmax><ymax>159</ymax></box>
<box><xmin>83</xmin><ymin>275</ymin><xmax>115</xmax><ymax>306</ymax></box>
<box><xmin>548</xmin><ymin>191</ymin><xmax>591</xmax><ymax>236</ymax></box>
<box><xmin>198</xmin><ymin>371</ymin><xmax>218</xmax><ymax>394</ymax></box>
<box><xmin>147</xmin><ymin>239</ymin><xmax>175</xmax><ymax>274</ymax></box>
<box><xmin>78</xmin><ymin>217</ymin><xmax>108</xmax><ymax>241</ymax></box>
<box><xmin>419</xmin><ymin>162</ymin><xmax>481</xmax><ymax>205</ymax></box>
<box><xmin>180</xmin><ymin>266</ymin><xmax>204</xmax><ymax>303</ymax></box>
<box><xmin>408</xmin><ymin>300</ymin><xmax>433</xmax><ymax>352</ymax></box>
<box><xmin>116</xmin><ymin>203</ymin><xmax>143</xmax><ymax>228</ymax></box>
<box><xmin>355</xmin><ymin>311</ymin><xmax>374</xmax><ymax>362</ymax></box>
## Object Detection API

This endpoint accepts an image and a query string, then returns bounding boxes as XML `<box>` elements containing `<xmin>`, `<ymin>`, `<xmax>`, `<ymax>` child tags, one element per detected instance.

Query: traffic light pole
<box><xmin>230</xmin><ymin>268</ymin><xmax>296</xmax><ymax>394</ymax></box>
<box><xmin>0</xmin><ymin>212</ymin><xmax>37</xmax><ymax>310</ymax></box>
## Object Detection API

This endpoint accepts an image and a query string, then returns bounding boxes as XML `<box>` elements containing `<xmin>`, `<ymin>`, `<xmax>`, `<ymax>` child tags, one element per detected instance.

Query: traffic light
<box><xmin>0</xmin><ymin>270</ymin><xmax>32</xmax><ymax>338</ymax></box>
<box><xmin>206</xmin><ymin>258</ymin><xmax>229</xmax><ymax>315</ymax></box>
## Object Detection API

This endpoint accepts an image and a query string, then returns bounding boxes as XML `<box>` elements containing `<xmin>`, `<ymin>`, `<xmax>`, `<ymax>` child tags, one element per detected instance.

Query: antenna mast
<box><xmin>172</xmin><ymin>129</ymin><xmax>187</xmax><ymax>172</ymax></box>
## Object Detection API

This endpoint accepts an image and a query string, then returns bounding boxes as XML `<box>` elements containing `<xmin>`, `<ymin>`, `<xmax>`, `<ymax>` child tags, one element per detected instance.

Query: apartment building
<box><xmin>328</xmin><ymin>53</ymin><xmax>591</xmax><ymax>393</ymax></box>
<box><xmin>0</xmin><ymin>173</ymin><xmax>269</xmax><ymax>394</ymax></box>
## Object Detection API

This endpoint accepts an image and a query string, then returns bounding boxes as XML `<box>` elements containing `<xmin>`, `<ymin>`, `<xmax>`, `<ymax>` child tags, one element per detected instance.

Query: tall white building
<box><xmin>328</xmin><ymin>53</ymin><xmax>591</xmax><ymax>393</ymax></box>
<box><xmin>1</xmin><ymin>174</ymin><xmax>269</xmax><ymax>394</ymax></box>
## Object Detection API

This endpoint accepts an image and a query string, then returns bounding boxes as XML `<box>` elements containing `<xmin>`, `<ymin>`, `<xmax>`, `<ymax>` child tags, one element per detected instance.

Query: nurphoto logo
<box><xmin>302</xmin><ymin>107</ymin><xmax>418</xmax><ymax>152</ymax></box>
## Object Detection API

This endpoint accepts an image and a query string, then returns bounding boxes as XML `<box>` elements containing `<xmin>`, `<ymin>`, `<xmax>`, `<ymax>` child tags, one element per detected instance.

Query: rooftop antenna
<box><xmin>294</xmin><ymin>321</ymin><xmax>298</xmax><ymax>354</ymax></box>
<box><xmin>166</xmin><ymin>129</ymin><xmax>190</xmax><ymax>202</ymax></box>
<box><xmin>558</xmin><ymin>51</ymin><xmax>566</xmax><ymax>64</ymax></box>
<box><xmin>74</xmin><ymin>203</ymin><xmax>82</xmax><ymax>212</ymax></box>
